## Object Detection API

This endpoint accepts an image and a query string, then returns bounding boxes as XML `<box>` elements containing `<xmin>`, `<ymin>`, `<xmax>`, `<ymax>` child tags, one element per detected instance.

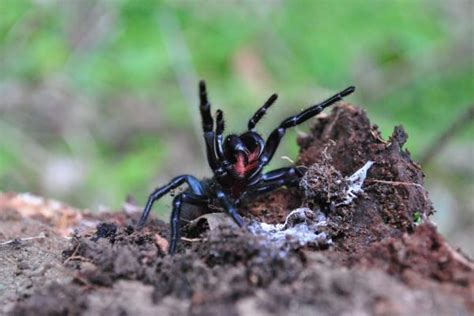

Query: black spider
<box><xmin>137</xmin><ymin>81</ymin><xmax>355</xmax><ymax>254</ymax></box>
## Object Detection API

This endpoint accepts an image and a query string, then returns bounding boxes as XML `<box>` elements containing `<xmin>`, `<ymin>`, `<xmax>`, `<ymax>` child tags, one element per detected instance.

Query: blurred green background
<box><xmin>0</xmin><ymin>0</ymin><xmax>472</xmax><ymax>253</ymax></box>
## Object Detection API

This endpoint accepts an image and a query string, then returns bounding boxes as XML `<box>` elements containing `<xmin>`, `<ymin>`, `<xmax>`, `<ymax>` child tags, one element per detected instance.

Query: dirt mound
<box><xmin>297</xmin><ymin>104</ymin><xmax>432</xmax><ymax>253</ymax></box>
<box><xmin>3</xmin><ymin>104</ymin><xmax>473</xmax><ymax>315</ymax></box>
<box><xmin>0</xmin><ymin>206</ymin><xmax>72</xmax><ymax>314</ymax></box>
<box><xmin>357</xmin><ymin>223</ymin><xmax>474</xmax><ymax>311</ymax></box>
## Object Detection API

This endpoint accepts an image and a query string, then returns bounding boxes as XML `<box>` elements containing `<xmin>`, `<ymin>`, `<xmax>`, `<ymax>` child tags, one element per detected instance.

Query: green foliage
<box><xmin>413</xmin><ymin>211</ymin><xmax>422</xmax><ymax>225</ymax></box>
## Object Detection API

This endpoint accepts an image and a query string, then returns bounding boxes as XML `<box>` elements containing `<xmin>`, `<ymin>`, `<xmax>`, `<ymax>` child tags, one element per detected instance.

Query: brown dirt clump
<box><xmin>297</xmin><ymin>104</ymin><xmax>432</xmax><ymax>254</ymax></box>
<box><xmin>356</xmin><ymin>223</ymin><xmax>474</xmax><ymax>310</ymax></box>
<box><xmin>359</xmin><ymin>224</ymin><xmax>473</xmax><ymax>285</ymax></box>
<box><xmin>3</xmin><ymin>103</ymin><xmax>473</xmax><ymax>315</ymax></box>
<box><xmin>300</xmin><ymin>157</ymin><xmax>347</xmax><ymax>207</ymax></box>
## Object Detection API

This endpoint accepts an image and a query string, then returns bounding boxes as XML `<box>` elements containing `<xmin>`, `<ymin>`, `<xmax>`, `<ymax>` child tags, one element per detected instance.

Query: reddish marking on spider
<box><xmin>234</xmin><ymin>148</ymin><xmax>260</xmax><ymax>177</ymax></box>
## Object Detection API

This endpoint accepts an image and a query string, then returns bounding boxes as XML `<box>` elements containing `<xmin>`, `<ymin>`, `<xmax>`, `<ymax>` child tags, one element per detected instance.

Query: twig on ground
<box><xmin>64</xmin><ymin>243</ymin><xmax>81</xmax><ymax>264</ymax></box>
<box><xmin>0</xmin><ymin>232</ymin><xmax>46</xmax><ymax>246</ymax></box>
<box><xmin>181</xmin><ymin>237</ymin><xmax>202</xmax><ymax>242</ymax></box>
<box><xmin>365</xmin><ymin>179</ymin><xmax>430</xmax><ymax>204</ymax></box>
<box><xmin>366</xmin><ymin>179</ymin><xmax>425</xmax><ymax>190</ymax></box>
<box><xmin>65</xmin><ymin>256</ymin><xmax>91</xmax><ymax>263</ymax></box>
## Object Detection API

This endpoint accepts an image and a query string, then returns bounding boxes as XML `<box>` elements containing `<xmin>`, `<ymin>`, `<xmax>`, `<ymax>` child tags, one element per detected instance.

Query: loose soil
<box><xmin>1</xmin><ymin>104</ymin><xmax>473</xmax><ymax>315</ymax></box>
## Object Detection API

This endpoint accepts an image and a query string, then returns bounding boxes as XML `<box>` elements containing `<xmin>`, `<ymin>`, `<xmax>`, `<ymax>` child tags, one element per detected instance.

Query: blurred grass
<box><xmin>0</xmin><ymin>0</ymin><xmax>472</xmax><ymax>220</ymax></box>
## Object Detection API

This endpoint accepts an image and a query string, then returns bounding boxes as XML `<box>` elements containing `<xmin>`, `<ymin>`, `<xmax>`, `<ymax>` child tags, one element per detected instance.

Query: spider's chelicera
<box><xmin>137</xmin><ymin>81</ymin><xmax>355</xmax><ymax>254</ymax></box>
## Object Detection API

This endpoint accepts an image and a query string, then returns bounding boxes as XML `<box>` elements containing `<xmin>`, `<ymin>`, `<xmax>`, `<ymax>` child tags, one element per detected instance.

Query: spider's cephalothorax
<box><xmin>137</xmin><ymin>81</ymin><xmax>355</xmax><ymax>254</ymax></box>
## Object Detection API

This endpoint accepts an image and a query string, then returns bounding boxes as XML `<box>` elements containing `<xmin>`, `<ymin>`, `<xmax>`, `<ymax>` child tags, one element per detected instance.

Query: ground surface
<box><xmin>1</xmin><ymin>104</ymin><xmax>473</xmax><ymax>316</ymax></box>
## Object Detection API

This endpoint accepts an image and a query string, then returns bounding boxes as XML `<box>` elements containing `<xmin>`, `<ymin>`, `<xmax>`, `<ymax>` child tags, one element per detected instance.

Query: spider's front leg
<box><xmin>169</xmin><ymin>192</ymin><xmax>209</xmax><ymax>254</ymax></box>
<box><xmin>248</xmin><ymin>93</ymin><xmax>278</xmax><ymax>131</ymax></box>
<box><xmin>137</xmin><ymin>175</ymin><xmax>205</xmax><ymax>229</ymax></box>
<box><xmin>168</xmin><ymin>189</ymin><xmax>242</xmax><ymax>254</ymax></box>
<box><xmin>249</xmin><ymin>86</ymin><xmax>355</xmax><ymax>179</ymax></box>
<box><xmin>215</xmin><ymin>109</ymin><xmax>226</xmax><ymax>161</ymax></box>
<box><xmin>215</xmin><ymin>190</ymin><xmax>244</xmax><ymax>227</ymax></box>
<box><xmin>199</xmin><ymin>80</ymin><xmax>221</xmax><ymax>171</ymax></box>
